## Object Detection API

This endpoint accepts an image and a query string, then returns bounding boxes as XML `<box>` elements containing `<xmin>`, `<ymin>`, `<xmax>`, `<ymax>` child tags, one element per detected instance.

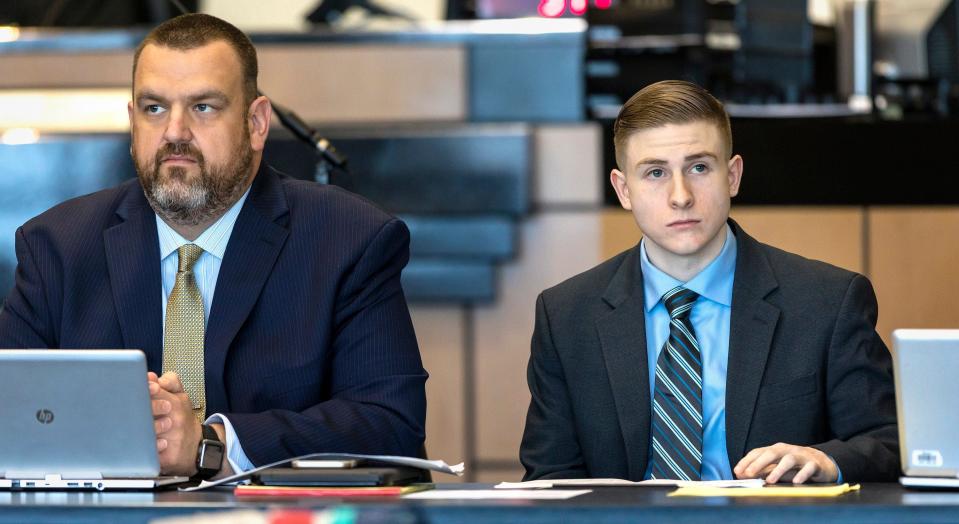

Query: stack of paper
<box><xmin>494</xmin><ymin>478</ymin><xmax>860</xmax><ymax>498</ymax></box>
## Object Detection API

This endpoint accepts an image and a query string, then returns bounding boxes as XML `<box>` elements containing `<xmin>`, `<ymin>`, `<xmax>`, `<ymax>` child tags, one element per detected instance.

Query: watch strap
<box><xmin>194</xmin><ymin>423</ymin><xmax>225</xmax><ymax>480</ymax></box>
<box><xmin>201</xmin><ymin>423</ymin><xmax>220</xmax><ymax>442</ymax></box>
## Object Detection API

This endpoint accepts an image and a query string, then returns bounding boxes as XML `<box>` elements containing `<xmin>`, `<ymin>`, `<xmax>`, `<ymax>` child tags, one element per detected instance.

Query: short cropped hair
<box><xmin>132</xmin><ymin>13</ymin><xmax>258</xmax><ymax>105</ymax></box>
<box><xmin>613</xmin><ymin>80</ymin><xmax>732</xmax><ymax>169</ymax></box>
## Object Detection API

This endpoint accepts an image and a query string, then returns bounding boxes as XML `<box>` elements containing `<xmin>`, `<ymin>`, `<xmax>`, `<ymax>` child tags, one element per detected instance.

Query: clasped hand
<box><xmin>147</xmin><ymin>371</ymin><xmax>202</xmax><ymax>477</ymax></box>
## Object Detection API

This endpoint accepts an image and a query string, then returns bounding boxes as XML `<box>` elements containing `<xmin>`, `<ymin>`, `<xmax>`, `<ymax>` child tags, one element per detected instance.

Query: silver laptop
<box><xmin>892</xmin><ymin>329</ymin><xmax>959</xmax><ymax>489</ymax></box>
<box><xmin>0</xmin><ymin>349</ymin><xmax>187</xmax><ymax>490</ymax></box>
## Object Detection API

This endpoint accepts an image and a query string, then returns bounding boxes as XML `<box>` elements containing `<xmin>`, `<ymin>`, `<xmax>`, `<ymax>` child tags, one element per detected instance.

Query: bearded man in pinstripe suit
<box><xmin>0</xmin><ymin>14</ymin><xmax>426</xmax><ymax>480</ymax></box>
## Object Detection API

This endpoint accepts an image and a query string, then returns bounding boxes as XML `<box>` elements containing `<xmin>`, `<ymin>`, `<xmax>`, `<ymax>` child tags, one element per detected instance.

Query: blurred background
<box><xmin>1</xmin><ymin>0</ymin><xmax>958</xmax><ymax>481</ymax></box>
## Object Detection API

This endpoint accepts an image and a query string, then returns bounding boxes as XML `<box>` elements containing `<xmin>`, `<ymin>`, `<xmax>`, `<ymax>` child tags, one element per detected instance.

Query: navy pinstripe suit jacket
<box><xmin>0</xmin><ymin>165</ymin><xmax>427</xmax><ymax>466</ymax></box>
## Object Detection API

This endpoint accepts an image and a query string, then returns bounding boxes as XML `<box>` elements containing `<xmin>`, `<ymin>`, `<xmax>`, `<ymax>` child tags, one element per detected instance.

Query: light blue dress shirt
<box><xmin>641</xmin><ymin>224</ymin><xmax>737</xmax><ymax>480</ymax></box>
<box><xmin>156</xmin><ymin>187</ymin><xmax>256</xmax><ymax>473</ymax></box>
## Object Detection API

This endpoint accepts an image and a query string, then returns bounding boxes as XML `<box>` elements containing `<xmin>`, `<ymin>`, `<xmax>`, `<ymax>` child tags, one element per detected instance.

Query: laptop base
<box><xmin>900</xmin><ymin>476</ymin><xmax>959</xmax><ymax>490</ymax></box>
<box><xmin>0</xmin><ymin>476</ymin><xmax>189</xmax><ymax>491</ymax></box>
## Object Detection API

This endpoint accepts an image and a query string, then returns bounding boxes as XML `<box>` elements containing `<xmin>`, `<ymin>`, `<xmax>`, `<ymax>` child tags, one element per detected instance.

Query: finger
<box><xmin>156</xmin><ymin>438</ymin><xmax>168</xmax><ymax>452</ymax></box>
<box><xmin>744</xmin><ymin>449</ymin><xmax>781</xmax><ymax>478</ymax></box>
<box><xmin>148</xmin><ymin>381</ymin><xmax>161</xmax><ymax>396</ymax></box>
<box><xmin>152</xmin><ymin>399</ymin><xmax>171</xmax><ymax>415</ymax></box>
<box><xmin>154</xmin><ymin>416</ymin><xmax>172</xmax><ymax>435</ymax></box>
<box><xmin>792</xmin><ymin>461</ymin><xmax>819</xmax><ymax>484</ymax></box>
<box><xmin>159</xmin><ymin>372</ymin><xmax>185</xmax><ymax>393</ymax></box>
<box><xmin>147</xmin><ymin>371</ymin><xmax>158</xmax><ymax>382</ymax></box>
<box><xmin>734</xmin><ymin>447</ymin><xmax>768</xmax><ymax>477</ymax></box>
<box><xmin>758</xmin><ymin>463</ymin><xmax>778</xmax><ymax>477</ymax></box>
<box><xmin>764</xmin><ymin>453</ymin><xmax>797</xmax><ymax>484</ymax></box>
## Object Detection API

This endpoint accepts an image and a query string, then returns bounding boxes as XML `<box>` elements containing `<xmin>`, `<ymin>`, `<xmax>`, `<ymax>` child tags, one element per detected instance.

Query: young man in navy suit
<box><xmin>521</xmin><ymin>80</ymin><xmax>897</xmax><ymax>483</ymax></box>
<box><xmin>0</xmin><ymin>14</ymin><xmax>426</xmax><ymax>479</ymax></box>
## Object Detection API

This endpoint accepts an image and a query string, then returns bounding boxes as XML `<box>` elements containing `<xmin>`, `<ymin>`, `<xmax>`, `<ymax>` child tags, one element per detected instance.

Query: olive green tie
<box><xmin>162</xmin><ymin>243</ymin><xmax>206</xmax><ymax>423</ymax></box>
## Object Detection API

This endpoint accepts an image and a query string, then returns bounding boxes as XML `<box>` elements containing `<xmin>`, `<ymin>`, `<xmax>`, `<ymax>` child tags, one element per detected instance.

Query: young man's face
<box><xmin>128</xmin><ymin>40</ymin><xmax>265</xmax><ymax>225</ymax></box>
<box><xmin>610</xmin><ymin>121</ymin><xmax>743</xmax><ymax>275</ymax></box>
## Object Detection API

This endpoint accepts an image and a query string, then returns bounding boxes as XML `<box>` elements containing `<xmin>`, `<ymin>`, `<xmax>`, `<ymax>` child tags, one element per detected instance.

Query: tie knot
<box><xmin>663</xmin><ymin>286</ymin><xmax>699</xmax><ymax>319</ymax></box>
<box><xmin>177</xmin><ymin>244</ymin><xmax>203</xmax><ymax>273</ymax></box>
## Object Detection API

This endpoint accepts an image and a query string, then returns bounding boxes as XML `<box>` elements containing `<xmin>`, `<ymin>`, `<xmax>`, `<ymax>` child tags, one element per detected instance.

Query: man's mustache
<box><xmin>155</xmin><ymin>142</ymin><xmax>204</xmax><ymax>165</ymax></box>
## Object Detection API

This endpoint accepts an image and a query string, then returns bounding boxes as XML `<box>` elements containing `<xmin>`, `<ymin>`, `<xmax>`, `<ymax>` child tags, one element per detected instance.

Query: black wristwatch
<box><xmin>194</xmin><ymin>424</ymin><xmax>225</xmax><ymax>480</ymax></box>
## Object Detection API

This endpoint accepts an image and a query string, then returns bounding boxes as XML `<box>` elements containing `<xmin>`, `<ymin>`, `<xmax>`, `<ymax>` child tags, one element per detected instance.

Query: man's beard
<box><xmin>134</xmin><ymin>134</ymin><xmax>254</xmax><ymax>227</ymax></box>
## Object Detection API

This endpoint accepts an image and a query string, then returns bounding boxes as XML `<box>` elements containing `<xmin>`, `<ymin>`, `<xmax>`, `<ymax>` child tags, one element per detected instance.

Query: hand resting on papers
<box><xmin>734</xmin><ymin>442</ymin><xmax>839</xmax><ymax>484</ymax></box>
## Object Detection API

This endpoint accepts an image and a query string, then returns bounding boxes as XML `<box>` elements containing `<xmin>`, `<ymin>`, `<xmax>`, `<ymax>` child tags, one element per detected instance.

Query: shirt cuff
<box><xmin>826</xmin><ymin>454</ymin><xmax>843</xmax><ymax>484</ymax></box>
<box><xmin>205</xmin><ymin>413</ymin><xmax>257</xmax><ymax>473</ymax></box>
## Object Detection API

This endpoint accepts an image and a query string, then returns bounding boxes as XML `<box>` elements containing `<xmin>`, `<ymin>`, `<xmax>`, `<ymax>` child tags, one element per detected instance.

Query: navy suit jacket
<box><xmin>521</xmin><ymin>220</ymin><xmax>898</xmax><ymax>482</ymax></box>
<box><xmin>0</xmin><ymin>165</ymin><xmax>427</xmax><ymax>466</ymax></box>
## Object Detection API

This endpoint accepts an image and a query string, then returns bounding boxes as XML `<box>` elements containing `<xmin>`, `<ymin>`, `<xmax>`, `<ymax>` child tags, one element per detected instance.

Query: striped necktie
<box><xmin>162</xmin><ymin>243</ymin><xmax>206</xmax><ymax>423</ymax></box>
<box><xmin>648</xmin><ymin>286</ymin><xmax>703</xmax><ymax>481</ymax></box>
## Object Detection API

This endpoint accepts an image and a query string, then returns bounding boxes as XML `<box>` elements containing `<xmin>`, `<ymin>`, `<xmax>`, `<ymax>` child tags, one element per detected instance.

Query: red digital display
<box><xmin>538</xmin><ymin>0</ymin><xmax>612</xmax><ymax>17</ymax></box>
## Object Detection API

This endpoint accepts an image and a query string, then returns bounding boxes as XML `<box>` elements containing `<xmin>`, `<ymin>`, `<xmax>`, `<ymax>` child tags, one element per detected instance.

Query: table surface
<box><xmin>2</xmin><ymin>482</ymin><xmax>959</xmax><ymax>524</ymax></box>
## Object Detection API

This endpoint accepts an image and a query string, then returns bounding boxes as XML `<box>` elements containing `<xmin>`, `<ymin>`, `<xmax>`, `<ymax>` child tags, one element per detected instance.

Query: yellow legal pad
<box><xmin>669</xmin><ymin>483</ymin><xmax>860</xmax><ymax>497</ymax></box>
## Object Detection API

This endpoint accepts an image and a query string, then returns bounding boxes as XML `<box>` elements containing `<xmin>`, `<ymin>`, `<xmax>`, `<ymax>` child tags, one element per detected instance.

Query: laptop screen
<box><xmin>892</xmin><ymin>329</ymin><xmax>959</xmax><ymax>478</ymax></box>
<box><xmin>0</xmin><ymin>349</ymin><xmax>160</xmax><ymax>480</ymax></box>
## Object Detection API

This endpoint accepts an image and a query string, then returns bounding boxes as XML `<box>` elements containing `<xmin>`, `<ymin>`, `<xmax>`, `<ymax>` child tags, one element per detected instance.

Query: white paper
<box><xmin>676</xmin><ymin>479</ymin><xmax>766</xmax><ymax>488</ymax></box>
<box><xmin>180</xmin><ymin>452</ymin><xmax>464</xmax><ymax>492</ymax></box>
<box><xmin>495</xmin><ymin>478</ymin><xmax>765</xmax><ymax>489</ymax></box>
<box><xmin>404</xmin><ymin>489</ymin><xmax>591</xmax><ymax>500</ymax></box>
<box><xmin>496</xmin><ymin>478</ymin><xmax>640</xmax><ymax>489</ymax></box>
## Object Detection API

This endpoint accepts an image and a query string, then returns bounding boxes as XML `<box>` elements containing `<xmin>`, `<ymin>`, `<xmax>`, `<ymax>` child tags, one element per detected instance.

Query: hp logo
<box><xmin>36</xmin><ymin>409</ymin><xmax>55</xmax><ymax>424</ymax></box>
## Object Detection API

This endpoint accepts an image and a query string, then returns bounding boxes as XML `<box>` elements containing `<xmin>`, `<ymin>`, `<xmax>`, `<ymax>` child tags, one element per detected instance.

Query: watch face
<box><xmin>199</xmin><ymin>439</ymin><xmax>225</xmax><ymax>473</ymax></box>
<box><xmin>195</xmin><ymin>424</ymin><xmax>225</xmax><ymax>478</ymax></box>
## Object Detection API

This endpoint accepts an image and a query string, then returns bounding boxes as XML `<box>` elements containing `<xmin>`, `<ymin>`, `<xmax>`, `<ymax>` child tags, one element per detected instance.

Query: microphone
<box><xmin>306</xmin><ymin>0</ymin><xmax>415</xmax><ymax>25</ymax></box>
<box><xmin>270</xmin><ymin>100</ymin><xmax>348</xmax><ymax>169</ymax></box>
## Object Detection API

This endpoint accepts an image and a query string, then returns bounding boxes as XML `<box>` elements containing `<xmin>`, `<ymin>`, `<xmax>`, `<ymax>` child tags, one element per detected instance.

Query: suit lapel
<box><xmin>725</xmin><ymin>220</ymin><xmax>781</xmax><ymax>465</ymax></box>
<box><xmin>103</xmin><ymin>182</ymin><xmax>164</xmax><ymax>372</ymax></box>
<box><xmin>596</xmin><ymin>247</ymin><xmax>651</xmax><ymax>480</ymax></box>
<box><xmin>203</xmin><ymin>167</ymin><xmax>289</xmax><ymax>413</ymax></box>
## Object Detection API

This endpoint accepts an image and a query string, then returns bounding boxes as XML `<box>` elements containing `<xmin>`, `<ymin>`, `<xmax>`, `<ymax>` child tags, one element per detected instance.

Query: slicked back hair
<box><xmin>132</xmin><ymin>13</ymin><xmax>258</xmax><ymax>106</ymax></box>
<box><xmin>613</xmin><ymin>80</ymin><xmax>732</xmax><ymax>170</ymax></box>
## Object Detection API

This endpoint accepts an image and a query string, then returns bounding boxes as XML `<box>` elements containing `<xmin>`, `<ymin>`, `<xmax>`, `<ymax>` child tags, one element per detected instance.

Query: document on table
<box><xmin>669</xmin><ymin>483</ymin><xmax>861</xmax><ymax>497</ymax></box>
<box><xmin>181</xmin><ymin>452</ymin><xmax>465</xmax><ymax>492</ymax></box>
<box><xmin>405</xmin><ymin>489</ymin><xmax>591</xmax><ymax>500</ymax></box>
<box><xmin>495</xmin><ymin>478</ymin><xmax>765</xmax><ymax>489</ymax></box>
